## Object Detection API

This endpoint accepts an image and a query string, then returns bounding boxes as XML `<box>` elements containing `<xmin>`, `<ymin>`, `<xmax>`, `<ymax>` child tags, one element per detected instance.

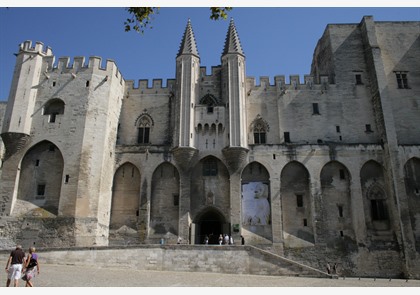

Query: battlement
<box><xmin>247</xmin><ymin>74</ymin><xmax>332</xmax><ymax>89</ymax></box>
<box><xmin>199</xmin><ymin>66</ymin><xmax>222</xmax><ymax>77</ymax></box>
<box><xmin>17</xmin><ymin>41</ymin><xmax>123</xmax><ymax>83</ymax></box>
<box><xmin>19</xmin><ymin>40</ymin><xmax>53</xmax><ymax>56</ymax></box>
<box><xmin>43</xmin><ymin>56</ymin><xmax>119</xmax><ymax>72</ymax></box>
<box><xmin>125</xmin><ymin>79</ymin><xmax>176</xmax><ymax>93</ymax></box>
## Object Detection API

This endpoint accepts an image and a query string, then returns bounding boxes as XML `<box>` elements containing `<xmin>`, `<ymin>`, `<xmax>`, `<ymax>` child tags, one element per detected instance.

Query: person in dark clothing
<box><xmin>5</xmin><ymin>244</ymin><xmax>26</xmax><ymax>287</ymax></box>
<box><xmin>241</xmin><ymin>235</ymin><xmax>245</xmax><ymax>245</ymax></box>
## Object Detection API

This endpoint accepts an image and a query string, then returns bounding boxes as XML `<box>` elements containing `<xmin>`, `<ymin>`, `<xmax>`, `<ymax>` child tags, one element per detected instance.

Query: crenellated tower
<box><xmin>1</xmin><ymin>41</ymin><xmax>53</xmax><ymax>159</ymax></box>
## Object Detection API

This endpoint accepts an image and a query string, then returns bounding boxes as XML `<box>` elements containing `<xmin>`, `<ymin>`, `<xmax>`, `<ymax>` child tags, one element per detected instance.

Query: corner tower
<box><xmin>1</xmin><ymin>41</ymin><xmax>53</xmax><ymax>159</ymax></box>
<box><xmin>221</xmin><ymin>19</ymin><xmax>247</xmax><ymax>148</ymax></box>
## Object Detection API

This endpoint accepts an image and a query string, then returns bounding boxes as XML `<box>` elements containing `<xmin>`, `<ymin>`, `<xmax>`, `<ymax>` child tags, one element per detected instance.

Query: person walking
<box><xmin>5</xmin><ymin>244</ymin><xmax>26</xmax><ymax>287</ymax></box>
<box><xmin>22</xmin><ymin>246</ymin><xmax>40</xmax><ymax>287</ymax></box>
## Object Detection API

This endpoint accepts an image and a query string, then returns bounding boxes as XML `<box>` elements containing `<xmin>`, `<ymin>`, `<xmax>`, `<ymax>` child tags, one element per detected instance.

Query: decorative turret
<box><xmin>221</xmin><ymin>19</ymin><xmax>248</xmax><ymax>148</ymax></box>
<box><xmin>173</xmin><ymin>19</ymin><xmax>200</xmax><ymax>149</ymax></box>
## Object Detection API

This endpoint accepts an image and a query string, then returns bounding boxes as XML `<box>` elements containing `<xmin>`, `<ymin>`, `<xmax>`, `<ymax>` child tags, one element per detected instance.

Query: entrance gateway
<box><xmin>191</xmin><ymin>208</ymin><xmax>230</xmax><ymax>245</ymax></box>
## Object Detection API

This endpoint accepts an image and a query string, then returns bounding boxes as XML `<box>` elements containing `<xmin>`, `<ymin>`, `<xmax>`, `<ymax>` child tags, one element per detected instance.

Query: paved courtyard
<box><xmin>2</xmin><ymin>263</ymin><xmax>420</xmax><ymax>288</ymax></box>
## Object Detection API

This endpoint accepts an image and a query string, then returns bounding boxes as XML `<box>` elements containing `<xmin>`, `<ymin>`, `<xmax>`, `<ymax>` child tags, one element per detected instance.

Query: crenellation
<box><xmin>274</xmin><ymin>75</ymin><xmax>286</xmax><ymax>88</ymax></box>
<box><xmin>39</xmin><ymin>53</ymin><xmax>122</xmax><ymax>85</ymax></box>
<box><xmin>248</xmin><ymin>75</ymin><xmax>327</xmax><ymax>91</ymax></box>
<box><xmin>289</xmin><ymin>75</ymin><xmax>301</xmax><ymax>88</ymax></box>
<box><xmin>259</xmin><ymin>76</ymin><xmax>270</xmax><ymax>88</ymax></box>
<box><xmin>138</xmin><ymin>79</ymin><xmax>149</xmax><ymax>89</ymax></box>
<box><xmin>19</xmin><ymin>40</ymin><xmax>53</xmax><ymax>56</ymax></box>
<box><xmin>125</xmin><ymin>79</ymin><xmax>176</xmax><ymax>93</ymax></box>
<box><xmin>73</xmin><ymin>56</ymin><xmax>86</xmax><ymax>72</ymax></box>
<box><xmin>43</xmin><ymin>55</ymin><xmax>55</xmax><ymax>72</ymax></box>
<box><xmin>88</xmin><ymin>56</ymin><xmax>104</xmax><ymax>70</ymax></box>
<box><xmin>57</xmin><ymin>57</ymin><xmax>70</xmax><ymax>71</ymax></box>
<box><xmin>304</xmin><ymin>75</ymin><xmax>314</xmax><ymax>88</ymax></box>
<box><xmin>152</xmin><ymin>79</ymin><xmax>162</xmax><ymax>88</ymax></box>
<box><xmin>199</xmin><ymin>66</ymin><xmax>222</xmax><ymax>78</ymax></box>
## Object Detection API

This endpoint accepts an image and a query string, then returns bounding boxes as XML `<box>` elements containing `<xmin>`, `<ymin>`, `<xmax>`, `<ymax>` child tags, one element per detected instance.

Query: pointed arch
<box><xmin>110</xmin><ymin>162</ymin><xmax>141</xmax><ymax>230</ymax></box>
<box><xmin>190</xmin><ymin>156</ymin><xmax>230</xmax><ymax>221</ymax></box>
<box><xmin>280</xmin><ymin>161</ymin><xmax>314</xmax><ymax>245</ymax></box>
<box><xmin>199</xmin><ymin>93</ymin><xmax>220</xmax><ymax>106</ymax></box>
<box><xmin>193</xmin><ymin>207</ymin><xmax>227</xmax><ymax>245</ymax></box>
<box><xmin>360</xmin><ymin>160</ymin><xmax>390</xmax><ymax>232</ymax></box>
<box><xmin>15</xmin><ymin>140</ymin><xmax>64</xmax><ymax>216</ymax></box>
<box><xmin>150</xmin><ymin>162</ymin><xmax>180</xmax><ymax>239</ymax></box>
<box><xmin>320</xmin><ymin>161</ymin><xmax>355</xmax><ymax>241</ymax></box>
<box><xmin>241</xmin><ymin>162</ymin><xmax>271</xmax><ymax>231</ymax></box>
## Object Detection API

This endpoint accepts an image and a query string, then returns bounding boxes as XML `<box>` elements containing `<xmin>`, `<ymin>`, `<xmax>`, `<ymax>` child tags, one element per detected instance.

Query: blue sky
<box><xmin>0</xmin><ymin>6</ymin><xmax>419</xmax><ymax>101</ymax></box>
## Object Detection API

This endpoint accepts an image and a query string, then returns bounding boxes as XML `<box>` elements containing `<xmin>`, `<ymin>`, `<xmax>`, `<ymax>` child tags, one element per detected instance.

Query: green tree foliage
<box><xmin>124</xmin><ymin>7</ymin><xmax>232</xmax><ymax>34</ymax></box>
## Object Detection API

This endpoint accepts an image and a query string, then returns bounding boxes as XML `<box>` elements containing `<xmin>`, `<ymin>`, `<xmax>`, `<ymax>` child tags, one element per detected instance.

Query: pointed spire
<box><xmin>177</xmin><ymin>19</ymin><xmax>199</xmax><ymax>58</ymax></box>
<box><xmin>222</xmin><ymin>18</ymin><xmax>244</xmax><ymax>56</ymax></box>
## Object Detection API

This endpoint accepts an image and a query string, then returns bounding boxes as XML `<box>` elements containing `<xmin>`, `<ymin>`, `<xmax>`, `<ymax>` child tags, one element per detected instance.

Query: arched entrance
<box><xmin>193</xmin><ymin>208</ymin><xmax>227</xmax><ymax>245</ymax></box>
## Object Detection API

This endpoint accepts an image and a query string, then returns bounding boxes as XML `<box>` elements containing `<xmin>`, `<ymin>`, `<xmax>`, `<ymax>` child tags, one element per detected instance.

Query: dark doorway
<box><xmin>197</xmin><ymin>210</ymin><xmax>224</xmax><ymax>245</ymax></box>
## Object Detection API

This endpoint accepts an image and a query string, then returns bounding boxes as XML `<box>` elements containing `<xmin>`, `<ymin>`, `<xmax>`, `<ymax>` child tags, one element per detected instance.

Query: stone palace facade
<box><xmin>0</xmin><ymin>16</ymin><xmax>419</xmax><ymax>278</ymax></box>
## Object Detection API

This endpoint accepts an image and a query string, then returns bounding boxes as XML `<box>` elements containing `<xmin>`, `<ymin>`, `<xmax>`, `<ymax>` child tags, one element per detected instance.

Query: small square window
<box><xmin>303</xmin><ymin>219</ymin><xmax>308</xmax><ymax>226</ymax></box>
<box><xmin>284</xmin><ymin>132</ymin><xmax>290</xmax><ymax>143</ymax></box>
<box><xmin>365</xmin><ymin>124</ymin><xmax>372</xmax><ymax>133</ymax></box>
<box><xmin>336</xmin><ymin>126</ymin><xmax>340</xmax><ymax>133</ymax></box>
<box><xmin>395</xmin><ymin>72</ymin><xmax>409</xmax><ymax>89</ymax></box>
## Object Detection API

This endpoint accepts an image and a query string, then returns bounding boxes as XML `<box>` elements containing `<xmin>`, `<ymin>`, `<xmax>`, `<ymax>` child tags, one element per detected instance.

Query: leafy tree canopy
<box><xmin>124</xmin><ymin>7</ymin><xmax>232</xmax><ymax>34</ymax></box>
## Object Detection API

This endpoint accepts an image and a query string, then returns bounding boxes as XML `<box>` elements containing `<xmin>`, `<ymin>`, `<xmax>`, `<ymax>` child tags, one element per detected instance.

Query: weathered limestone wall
<box><xmin>0</xmin><ymin>245</ymin><xmax>328</xmax><ymax>278</ymax></box>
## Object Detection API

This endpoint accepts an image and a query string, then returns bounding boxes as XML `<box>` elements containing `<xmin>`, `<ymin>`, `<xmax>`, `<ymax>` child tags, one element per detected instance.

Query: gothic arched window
<box><xmin>136</xmin><ymin>114</ymin><xmax>153</xmax><ymax>144</ymax></box>
<box><xmin>251</xmin><ymin>115</ymin><xmax>269</xmax><ymax>144</ymax></box>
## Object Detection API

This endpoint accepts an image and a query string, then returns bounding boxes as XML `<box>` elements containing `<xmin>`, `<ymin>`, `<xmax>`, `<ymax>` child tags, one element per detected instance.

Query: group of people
<box><xmin>218</xmin><ymin>234</ymin><xmax>234</xmax><ymax>245</ymax></box>
<box><xmin>4</xmin><ymin>244</ymin><xmax>40</xmax><ymax>287</ymax></box>
<box><xmin>203</xmin><ymin>234</ymin><xmax>245</xmax><ymax>245</ymax></box>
